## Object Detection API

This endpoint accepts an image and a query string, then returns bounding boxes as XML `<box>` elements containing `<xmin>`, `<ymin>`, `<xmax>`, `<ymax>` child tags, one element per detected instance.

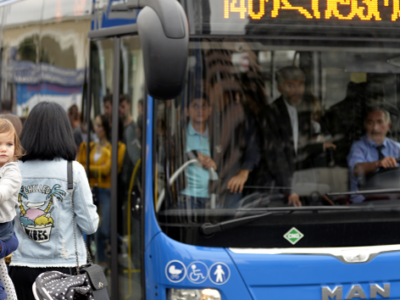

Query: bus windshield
<box><xmin>154</xmin><ymin>38</ymin><xmax>400</xmax><ymax>248</ymax></box>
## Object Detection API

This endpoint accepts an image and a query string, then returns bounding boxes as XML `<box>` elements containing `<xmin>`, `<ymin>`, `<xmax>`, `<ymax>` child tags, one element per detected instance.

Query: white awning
<box><xmin>0</xmin><ymin>0</ymin><xmax>22</xmax><ymax>7</ymax></box>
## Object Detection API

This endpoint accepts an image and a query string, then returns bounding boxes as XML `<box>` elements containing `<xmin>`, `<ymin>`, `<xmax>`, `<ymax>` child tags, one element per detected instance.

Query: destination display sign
<box><xmin>224</xmin><ymin>0</ymin><xmax>400</xmax><ymax>22</ymax></box>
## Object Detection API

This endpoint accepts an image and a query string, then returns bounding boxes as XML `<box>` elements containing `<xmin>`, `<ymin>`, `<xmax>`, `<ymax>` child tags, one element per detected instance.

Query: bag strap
<box><xmin>67</xmin><ymin>160</ymin><xmax>73</xmax><ymax>190</ymax></box>
<box><xmin>68</xmin><ymin>161</ymin><xmax>94</xmax><ymax>275</ymax></box>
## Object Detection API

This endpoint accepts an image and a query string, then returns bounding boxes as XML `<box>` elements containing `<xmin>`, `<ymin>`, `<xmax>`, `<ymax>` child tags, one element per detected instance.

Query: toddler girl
<box><xmin>0</xmin><ymin>119</ymin><xmax>24</xmax><ymax>300</ymax></box>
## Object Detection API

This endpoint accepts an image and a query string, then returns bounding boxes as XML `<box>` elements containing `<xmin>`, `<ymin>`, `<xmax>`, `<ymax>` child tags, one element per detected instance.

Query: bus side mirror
<box><xmin>137</xmin><ymin>0</ymin><xmax>188</xmax><ymax>100</ymax></box>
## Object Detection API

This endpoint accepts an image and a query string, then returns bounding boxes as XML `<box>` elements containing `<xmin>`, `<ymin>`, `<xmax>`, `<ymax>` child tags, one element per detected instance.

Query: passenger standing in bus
<box><xmin>347</xmin><ymin>108</ymin><xmax>400</xmax><ymax>203</ymax></box>
<box><xmin>118</xmin><ymin>95</ymin><xmax>139</xmax><ymax>234</ymax></box>
<box><xmin>180</xmin><ymin>95</ymin><xmax>217</xmax><ymax>210</ymax></box>
<box><xmin>10</xmin><ymin>102</ymin><xmax>99</xmax><ymax>300</ymax></box>
<box><xmin>119</xmin><ymin>94</ymin><xmax>139</xmax><ymax>173</ymax></box>
<box><xmin>77</xmin><ymin>114</ymin><xmax>126</xmax><ymax>269</ymax></box>
<box><xmin>103</xmin><ymin>94</ymin><xmax>113</xmax><ymax>123</ymax></box>
<box><xmin>264</xmin><ymin>66</ymin><xmax>336</xmax><ymax>207</ymax></box>
<box><xmin>216</xmin><ymin>92</ymin><xmax>261</xmax><ymax>208</ymax></box>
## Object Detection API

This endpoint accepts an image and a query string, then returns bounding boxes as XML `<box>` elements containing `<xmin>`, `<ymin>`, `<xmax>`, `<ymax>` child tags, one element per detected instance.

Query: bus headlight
<box><xmin>168</xmin><ymin>288</ymin><xmax>221</xmax><ymax>300</ymax></box>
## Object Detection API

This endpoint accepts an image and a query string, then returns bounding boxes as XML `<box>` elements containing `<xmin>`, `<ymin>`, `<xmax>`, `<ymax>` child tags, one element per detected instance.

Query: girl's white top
<box><xmin>0</xmin><ymin>162</ymin><xmax>21</xmax><ymax>222</ymax></box>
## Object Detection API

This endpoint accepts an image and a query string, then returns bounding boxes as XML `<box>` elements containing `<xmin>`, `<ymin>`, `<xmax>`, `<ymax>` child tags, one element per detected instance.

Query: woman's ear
<box><xmin>184</xmin><ymin>107</ymin><xmax>190</xmax><ymax>117</ymax></box>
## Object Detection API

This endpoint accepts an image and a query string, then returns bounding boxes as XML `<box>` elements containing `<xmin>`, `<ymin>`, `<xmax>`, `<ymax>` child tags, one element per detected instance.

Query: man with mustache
<box><xmin>347</xmin><ymin>108</ymin><xmax>400</xmax><ymax>202</ymax></box>
<box><xmin>263</xmin><ymin>66</ymin><xmax>335</xmax><ymax>207</ymax></box>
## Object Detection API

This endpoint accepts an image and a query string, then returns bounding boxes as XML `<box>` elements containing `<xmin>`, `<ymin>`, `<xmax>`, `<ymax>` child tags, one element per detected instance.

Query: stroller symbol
<box><xmin>165</xmin><ymin>261</ymin><xmax>186</xmax><ymax>283</ymax></box>
<box><xmin>188</xmin><ymin>262</ymin><xmax>208</xmax><ymax>284</ymax></box>
<box><xmin>169</xmin><ymin>265</ymin><xmax>183</xmax><ymax>279</ymax></box>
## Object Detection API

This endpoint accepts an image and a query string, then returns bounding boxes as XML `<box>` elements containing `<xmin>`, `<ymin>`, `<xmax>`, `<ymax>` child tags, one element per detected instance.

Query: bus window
<box><xmin>79</xmin><ymin>39</ymin><xmax>115</xmax><ymax>291</ymax></box>
<box><xmin>117</xmin><ymin>36</ymin><xmax>144</xmax><ymax>300</ymax></box>
<box><xmin>84</xmin><ymin>36</ymin><xmax>144</xmax><ymax>300</ymax></box>
<box><xmin>155</xmin><ymin>38</ymin><xmax>400</xmax><ymax>243</ymax></box>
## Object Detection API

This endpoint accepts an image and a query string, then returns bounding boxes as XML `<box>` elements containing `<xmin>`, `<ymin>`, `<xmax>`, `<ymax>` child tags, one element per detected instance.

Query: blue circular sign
<box><xmin>209</xmin><ymin>262</ymin><xmax>230</xmax><ymax>285</ymax></box>
<box><xmin>165</xmin><ymin>260</ymin><xmax>186</xmax><ymax>283</ymax></box>
<box><xmin>187</xmin><ymin>261</ymin><xmax>208</xmax><ymax>284</ymax></box>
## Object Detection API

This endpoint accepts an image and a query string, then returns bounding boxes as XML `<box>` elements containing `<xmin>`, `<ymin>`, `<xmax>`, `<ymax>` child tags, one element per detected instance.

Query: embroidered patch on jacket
<box><xmin>18</xmin><ymin>184</ymin><xmax>66</xmax><ymax>243</ymax></box>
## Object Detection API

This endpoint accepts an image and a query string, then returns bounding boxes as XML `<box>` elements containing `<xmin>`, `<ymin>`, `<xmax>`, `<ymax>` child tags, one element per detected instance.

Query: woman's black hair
<box><xmin>97</xmin><ymin>114</ymin><xmax>111</xmax><ymax>141</ymax></box>
<box><xmin>20</xmin><ymin>102</ymin><xmax>76</xmax><ymax>162</ymax></box>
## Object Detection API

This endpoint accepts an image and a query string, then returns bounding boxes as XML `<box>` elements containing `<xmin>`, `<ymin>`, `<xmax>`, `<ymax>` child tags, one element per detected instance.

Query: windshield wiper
<box><xmin>200</xmin><ymin>212</ymin><xmax>273</xmax><ymax>236</ymax></box>
<box><xmin>327</xmin><ymin>188</ymin><xmax>400</xmax><ymax>196</ymax></box>
<box><xmin>200</xmin><ymin>207</ymin><xmax>352</xmax><ymax>235</ymax></box>
<box><xmin>200</xmin><ymin>207</ymin><xmax>353</xmax><ymax>235</ymax></box>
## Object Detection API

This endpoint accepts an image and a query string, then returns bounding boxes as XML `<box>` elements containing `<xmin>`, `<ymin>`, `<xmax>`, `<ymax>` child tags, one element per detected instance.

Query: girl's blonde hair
<box><xmin>0</xmin><ymin>119</ymin><xmax>24</xmax><ymax>161</ymax></box>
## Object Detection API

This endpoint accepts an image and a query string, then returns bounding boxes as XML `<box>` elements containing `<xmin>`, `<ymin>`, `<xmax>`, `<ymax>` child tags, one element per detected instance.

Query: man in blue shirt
<box><xmin>347</xmin><ymin>108</ymin><xmax>400</xmax><ymax>202</ymax></box>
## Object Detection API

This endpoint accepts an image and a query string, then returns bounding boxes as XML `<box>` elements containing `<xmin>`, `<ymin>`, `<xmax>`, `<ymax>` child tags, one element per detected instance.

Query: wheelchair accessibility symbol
<box><xmin>165</xmin><ymin>260</ymin><xmax>186</xmax><ymax>283</ymax></box>
<box><xmin>209</xmin><ymin>262</ymin><xmax>230</xmax><ymax>285</ymax></box>
<box><xmin>187</xmin><ymin>262</ymin><xmax>208</xmax><ymax>284</ymax></box>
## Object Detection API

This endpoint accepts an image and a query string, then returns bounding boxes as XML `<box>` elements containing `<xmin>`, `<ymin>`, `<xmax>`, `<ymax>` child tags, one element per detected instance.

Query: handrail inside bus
<box><xmin>125</xmin><ymin>158</ymin><xmax>142</xmax><ymax>299</ymax></box>
<box><xmin>156</xmin><ymin>159</ymin><xmax>217</xmax><ymax>212</ymax></box>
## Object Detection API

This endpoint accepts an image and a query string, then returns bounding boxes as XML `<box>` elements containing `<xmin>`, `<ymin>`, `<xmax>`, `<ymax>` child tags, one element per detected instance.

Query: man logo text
<box><xmin>322</xmin><ymin>284</ymin><xmax>390</xmax><ymax>300</ymax></box>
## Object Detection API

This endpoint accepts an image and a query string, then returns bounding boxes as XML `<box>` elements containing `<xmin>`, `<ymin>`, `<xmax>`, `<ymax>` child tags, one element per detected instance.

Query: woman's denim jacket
<box><xmin>11</xmin><ymin>159</ymin><xmax>99</xmax><ymax>268</ymax></box>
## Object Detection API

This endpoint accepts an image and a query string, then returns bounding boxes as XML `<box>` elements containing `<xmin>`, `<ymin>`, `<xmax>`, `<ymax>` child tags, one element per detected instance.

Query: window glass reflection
<box><xmin>156</xmin><ymin>39</ymin><xmax>400</xmax><ymax>225</ymax></box>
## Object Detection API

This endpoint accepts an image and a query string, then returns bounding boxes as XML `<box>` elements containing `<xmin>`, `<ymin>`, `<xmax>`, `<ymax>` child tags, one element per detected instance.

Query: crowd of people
<box><xmin>0</xmin><ymin>62</ymin><xmax>395</xmax><ymax>299</ymax></box>
<box><xmin>174</xmin><ymin>65</ymin><xmax>400</xmax><ymax>210</ymax></box>
<box><xmin>0</xmin><ymin>93</ymin><xmax>142</xmax><ymax>300</ymax></box>
<box><xmin>72</xmin><ymin>95</ymin><xmax>142</xmax><ymax>269</ymax></box>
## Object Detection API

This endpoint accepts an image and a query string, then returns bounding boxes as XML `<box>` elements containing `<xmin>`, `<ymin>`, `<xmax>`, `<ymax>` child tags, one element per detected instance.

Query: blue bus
<box><xmin>4</xmin><ymin>0</ymin><xmax>400</xmax><ymax>299</ymax></box>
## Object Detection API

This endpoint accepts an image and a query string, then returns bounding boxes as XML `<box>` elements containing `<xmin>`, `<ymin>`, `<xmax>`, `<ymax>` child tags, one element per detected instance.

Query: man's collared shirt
<box><xmin>283</xmin><ymin>99</ymin><xmax>299</xmax><ymax>154</ymax></box>
<box><xmin>181</xmin><ymin>122</ymin><xmax>212</xmax><ymax>198</ymax></box>
<box><xmin>347</xmin><ymin>135</ymin><xmax>400</xmax><ymax>202</ymax></box>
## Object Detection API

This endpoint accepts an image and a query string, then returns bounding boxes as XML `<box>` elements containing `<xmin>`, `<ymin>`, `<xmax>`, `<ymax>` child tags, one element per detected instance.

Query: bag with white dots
<box><xmin>32</xmin><ymin>161</ymin><xmax>109</xmax><ymax>300</ymax></box>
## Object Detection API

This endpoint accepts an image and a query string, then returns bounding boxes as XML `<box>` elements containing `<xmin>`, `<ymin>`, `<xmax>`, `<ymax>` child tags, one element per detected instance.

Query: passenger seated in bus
<box><xmin>180</xmin><ymin>95</ymin><xmax>217</xmax><ymax>209</ymax></box>
<box><xmin>347</xmin><ymin>108</ymin><xmax>400</xmax><ymax>203</ymax></box>
<box><xmin>326</xmin><ymin>81</ymin><xmax>400</xmax><ymax>167</ymax></box>
<box><xmin>264</xmin><ymin>66</ymin><xmax>336</xmax><ymax>207</ymax></box>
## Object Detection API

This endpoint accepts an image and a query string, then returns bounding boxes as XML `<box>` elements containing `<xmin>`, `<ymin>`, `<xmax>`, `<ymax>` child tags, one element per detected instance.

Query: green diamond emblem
<box><xmin>284</xmin><ymin>227</ymin><xmax>304</xmax><ymax>245</ymax></box>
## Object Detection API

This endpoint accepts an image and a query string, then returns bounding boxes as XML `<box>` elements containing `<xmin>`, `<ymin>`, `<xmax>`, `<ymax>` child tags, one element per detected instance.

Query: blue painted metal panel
<box><xmin>145</xmin><ymin>232</ymin><xmax>253</xmax><ymax>300</ymax></box>
<box><xmin>229</xmin><ymin>249</ymin><xmax>400</xmax><ymax>300</ymax></box>
<box><xmin>144</xmin><ymin>95</ymin><xmax>161</xmax><ymax>251</ymax></box>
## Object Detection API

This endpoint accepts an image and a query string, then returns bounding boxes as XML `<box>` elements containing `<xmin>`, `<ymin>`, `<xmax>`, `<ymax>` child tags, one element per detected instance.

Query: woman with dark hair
<box><xmin>9</xmin><ymin>102</ymin><xmax>99</xmax><ymax>300</ymax></box>
<box><xmin>77</xmin><ymin>114</ymin><xmax>126</xmax><ymax>268</ymax></box>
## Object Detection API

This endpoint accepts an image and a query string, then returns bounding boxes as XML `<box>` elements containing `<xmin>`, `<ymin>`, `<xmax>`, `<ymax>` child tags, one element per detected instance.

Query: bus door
<box><xmin>86</xmin><ymin>31</ymin><xmax>145</xmax><ymax>300</ymax></box>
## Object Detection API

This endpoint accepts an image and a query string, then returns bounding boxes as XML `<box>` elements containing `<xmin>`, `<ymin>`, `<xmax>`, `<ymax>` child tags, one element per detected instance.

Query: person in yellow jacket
<box><xmin>77</xmin><ymin>114</ymin><xmax>125</xmax><ymax>267</ymax></box>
